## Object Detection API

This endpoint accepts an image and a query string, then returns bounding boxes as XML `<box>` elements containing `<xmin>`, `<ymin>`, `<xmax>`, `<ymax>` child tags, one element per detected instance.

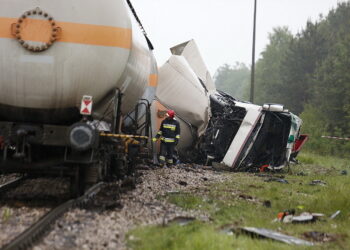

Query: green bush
<box><xmin>300</xmin><ymin>104</ymin><xmax>350</xmax><ymax>157</ymax></box>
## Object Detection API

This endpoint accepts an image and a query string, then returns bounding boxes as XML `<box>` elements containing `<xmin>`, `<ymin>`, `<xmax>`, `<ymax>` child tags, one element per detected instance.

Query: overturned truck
<box><xmin>152</xmin><ymin>40</ymin><xmax>306</xmax><ymax>171</ymax></box>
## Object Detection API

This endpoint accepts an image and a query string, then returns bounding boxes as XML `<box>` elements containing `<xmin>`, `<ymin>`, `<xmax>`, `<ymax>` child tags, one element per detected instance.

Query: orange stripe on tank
<box><xmin>148</xmin><ymin>74</ymin><xmax>158</xmax><ymax>87</ymax></box>
<box><xmin>0</xmin><ymin>17</ymin><xmax>132</xmax><ymax>49</ymax></box>
<box><xmin>0</xmin><ymin>18</ymin><xmax>14</xmax><ymax>39</ymax></box>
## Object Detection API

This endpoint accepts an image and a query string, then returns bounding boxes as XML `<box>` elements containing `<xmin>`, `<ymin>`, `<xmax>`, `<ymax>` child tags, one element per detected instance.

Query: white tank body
<box><xmin>0</xmin><ymin>0</ymin><xmax>156</xmax><ymax>124</ymax></box>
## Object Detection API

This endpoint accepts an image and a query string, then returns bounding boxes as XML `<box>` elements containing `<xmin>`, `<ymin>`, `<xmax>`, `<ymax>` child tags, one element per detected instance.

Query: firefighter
<box><xmin>152</xmin><ymin>110</ymin><xmax>180</xmax><ymax>166</ymax></box>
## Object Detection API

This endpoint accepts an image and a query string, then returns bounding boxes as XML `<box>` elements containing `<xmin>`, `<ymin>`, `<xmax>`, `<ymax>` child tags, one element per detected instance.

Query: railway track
<box><xmin>1</xmin><ymin>182</ymin><xmax>105</xmax><ymax>250</ymax></box>
<box><xmin>0</xmin><ymin>176</ymin><xmax>26</xmax><ymax>196</ymax></box>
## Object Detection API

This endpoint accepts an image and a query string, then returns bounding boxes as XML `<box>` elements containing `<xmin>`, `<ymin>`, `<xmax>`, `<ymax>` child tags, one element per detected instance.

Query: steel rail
<box><xmin>1</xmin><ymin>182</ymin><xmax>105</xmax><ymax>250</ymax></box>
<box><xmin>0</xmin><ymin>176</ymin><xmax>26</xmax><ymax>195</ymax></box>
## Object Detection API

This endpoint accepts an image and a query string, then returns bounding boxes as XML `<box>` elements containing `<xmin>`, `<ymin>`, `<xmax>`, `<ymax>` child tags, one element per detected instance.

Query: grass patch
<box><xmin>167</xmin><ymin>193</ymin><xmax>204</xmax><ymax>210</ymax></box>
<box><xmin>1</xmin><ymin>207</ymin><xmax>12</xmax><ymax>223</ymax></box>
<box><xmin>128</xmin><ymin>153</ymin><xmax>350</xmax><ymax>250</ymax></box>
<box><xmin>129</xmin><ymin>222</ymin><xmax>294</xmax><ymax>250</ymax></box>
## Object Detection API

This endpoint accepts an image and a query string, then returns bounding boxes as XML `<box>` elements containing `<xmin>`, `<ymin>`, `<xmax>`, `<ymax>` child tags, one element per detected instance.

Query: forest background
<box><xmin>215</xmin><ymin>2</ymin><xmax>350</xmax><ymax>157</ymax></box>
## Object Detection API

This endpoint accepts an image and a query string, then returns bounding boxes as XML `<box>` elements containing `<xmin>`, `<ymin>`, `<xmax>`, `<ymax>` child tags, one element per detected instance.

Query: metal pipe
<box><xmin>250</xmin><ymin>0</ymin><xmax>257</xmax><ymax>103</ymax></box>
<box><xmin>115</xmin><ymin>90</ymin><xmax>123</xmax><ymax>134</ymax></box>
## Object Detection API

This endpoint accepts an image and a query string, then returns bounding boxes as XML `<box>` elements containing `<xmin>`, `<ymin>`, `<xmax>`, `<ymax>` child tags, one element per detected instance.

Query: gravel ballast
<box><xmin>34</xmin><ymin>165</ymin><xmax>230</xmax><ymax>249</ymax></box>
<box><xmin>0</xmin><ymin>177</ymin><xmax>70</xmax><ymax>248</ymax></box>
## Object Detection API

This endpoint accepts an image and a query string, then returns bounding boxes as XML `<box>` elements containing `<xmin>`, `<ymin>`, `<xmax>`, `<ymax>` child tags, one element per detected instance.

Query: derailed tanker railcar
<box><xmin>154</xmin><ymin>40</ymin><xmax>304</xmax><ymax>171</ymax></box>
<box><xmin>0</xmin><ymin>0</ymin><xmax>157</xmax><ymax>195</ymax></box>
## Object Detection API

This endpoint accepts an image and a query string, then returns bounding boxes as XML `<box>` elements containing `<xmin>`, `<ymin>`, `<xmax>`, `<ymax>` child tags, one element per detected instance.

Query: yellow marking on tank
<box><xmin>148</xmin><ymin>74</ymin><xmax>158</xmax><ymax>87</ymax></box>
<box><xmin>0</xmin><ymin>17</ymin><xmax>132</xmax><ymax>49</ymax></box>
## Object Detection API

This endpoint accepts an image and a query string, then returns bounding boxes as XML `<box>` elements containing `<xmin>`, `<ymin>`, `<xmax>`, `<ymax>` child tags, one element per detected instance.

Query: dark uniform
<box><xmin>154</xmin><ymin>117</ymin><xmax>180</xmax><ymax>165</ymax></box>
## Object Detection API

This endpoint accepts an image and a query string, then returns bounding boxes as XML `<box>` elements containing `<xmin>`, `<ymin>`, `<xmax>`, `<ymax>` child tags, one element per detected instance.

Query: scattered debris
<box><xmin>311</xmin><ymin>213</ymin><xmax>325</xmax><ymax>217</ymax></box>
<box><xmin>309</xmin><ymin>180</ymin><xmax>327</xmax><ymax>186</ymax></box>
<box><xmin>238</xmin><ymin>227</ymin><xmax>314</xmax><ymax>246</ymax></box>
<box><xmin>303</xmin><ymin>231</ymin><xmax>342</xmax><ymax>242</ymax></box>
<box><xmin>218</xmin><ymin>224</ymin><xmax>235</xmax><ymax>236</ymax></box>
<box><xmin>280</xmin><ymin>215</ymin><xmax>294</xmax><ymax>223</ymax></box>
<box><xmin>237</xmin><ymin>194</ymin><xmax>262</xmax><ymax>205</ymax></box>
<box><xmin>277</xmin><ymin>209</ymin><xmax>295</xmax><ymax>221</ymax></box>
<box><xmin>291</xmin><ymin>212</ymin><xmax>323</xmax><ymax>223</ymax></box>
<box><xmin>168</xmin><ymin>216</ymin><xmax>196</xmax><ymax>226</ymax></box>
<box><xmin>259</xmin><ymin>165</ymin><xmax>269</xmax><ymax>172</ymax></box>
<box><xmin>277</xmin><ymin>210</ymin><xmax>324</xmax><ymax>223</ymax></box>
<box><xmin>239</xmin><ymin>194</ymin><xmax>254</xmax><ymax>200</ymax></box>
<box><xmin>330</xmin><ymin>210</ymin><xmax>341</xmax><ymax>219</ymax></box>
<box><xmin>263</xmin><ymin>200</ymin><xmax>272</xmax><ymax>208</ymax></box>
<box><xmin>264</xmin><ymin>177</ymin><xmax>289</xmax><ymax>184</ymax></box>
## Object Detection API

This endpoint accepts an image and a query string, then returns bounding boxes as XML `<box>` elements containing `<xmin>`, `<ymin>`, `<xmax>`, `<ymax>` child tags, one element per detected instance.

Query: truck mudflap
<box><xmin>291</xmin><ymin>134</ymin><xmax>309</xmax><ymax>159</ymax></box>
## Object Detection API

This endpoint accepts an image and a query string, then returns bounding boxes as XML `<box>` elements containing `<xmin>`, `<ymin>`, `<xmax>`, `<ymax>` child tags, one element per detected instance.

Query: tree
<box><xmin>309</xmin><ymin>2</ymin><xmax>350</xmax><ymax>135</ymax></box>
<box><xmin>279</xmin><ymin>20</ymin><xmax>328</xmax><ymax>114</ymax></box>
<box><xmin>214</xmin><ymin>62</ymin><xmax>250</xmax><ymax>100</ymax></box>
<box><xmin>254</xmin><ymin>27</ymin><xmax>293</xmax><ymax>106</ymax></box>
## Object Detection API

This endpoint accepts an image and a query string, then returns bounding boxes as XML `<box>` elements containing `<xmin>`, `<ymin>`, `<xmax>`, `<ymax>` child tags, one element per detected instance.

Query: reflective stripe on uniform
<box><xmin>162</xmin><ymin>137</ymin><xmax>175</xmax><ymax>143</ymax></box>
<box><xmin>159</xmin><ymin>155</ymin><xmax>165</xmax><ymax>161</ymax></box>
<box><xmin>157</xmin><ymin>131</ymin><xmax>162</xmax><ymax>135</ymax></box>
<box><xmin>163</xmin><ymin>124</ymin><xmax>176</xmax><ymax>131</ymax></box>
<box><xmin>176</xmin><ymin>135</ymin><xmax>180</xmax><ymax>139</ymax></box>
<box><xmin>167</xmin><ymin>159</ymin><xmax>173</xmax><ymax>164</ymax></box>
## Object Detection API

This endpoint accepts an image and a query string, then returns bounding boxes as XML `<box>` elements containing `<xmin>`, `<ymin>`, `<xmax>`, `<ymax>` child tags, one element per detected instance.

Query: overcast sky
<box><xmin>132</xmin><ymin>0</ymin><xmax>347</xmax><ymax>75</ymax></box>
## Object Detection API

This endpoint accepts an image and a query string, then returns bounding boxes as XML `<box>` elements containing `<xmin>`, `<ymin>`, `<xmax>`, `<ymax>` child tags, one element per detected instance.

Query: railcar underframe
<box><xmin>0</xmin><ymin>93</ymin><xmax>153</xmax><ymax>197</ymax></box>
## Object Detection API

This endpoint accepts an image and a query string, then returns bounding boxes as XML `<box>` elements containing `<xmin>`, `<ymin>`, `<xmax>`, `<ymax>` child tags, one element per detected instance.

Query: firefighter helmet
<box><xmin>167</xmin><ymin>110</ymin><xmax>175</xmax><ymax>119</ymax></box>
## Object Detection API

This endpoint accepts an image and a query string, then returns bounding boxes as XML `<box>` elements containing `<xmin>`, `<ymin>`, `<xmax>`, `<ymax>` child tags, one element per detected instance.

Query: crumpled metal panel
<box><xmin>170</xmin><ymin>39</ymin><xmax>216</xmax><ymax>92</ymax></box>
<box><xmin>156</xmin><ymin>55</ymin><xmax>210</xmax><ymax>136</ymax></box>
<box><xmin>222</xmin><ymin>102</ymin><xmax>262</xmax><ymax>168</ymax></box>
<box><xmin>241</xmin><ymin>227</ymin><xmax>314</xmax><ymax>246</ymax></box>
